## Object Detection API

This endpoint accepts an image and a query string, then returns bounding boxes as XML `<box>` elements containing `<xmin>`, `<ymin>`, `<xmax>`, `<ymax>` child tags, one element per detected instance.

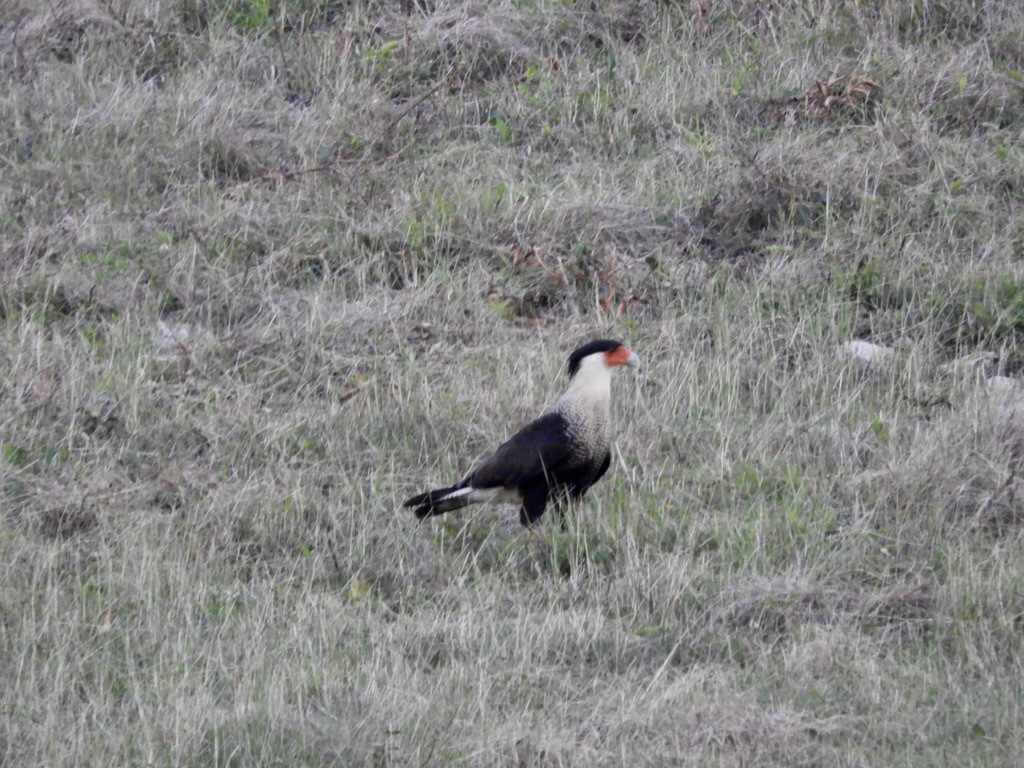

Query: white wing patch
<box><xmin>465</xmin><ymin>487</ymin><xmax>523</xmax><ymax>505</ymax></box>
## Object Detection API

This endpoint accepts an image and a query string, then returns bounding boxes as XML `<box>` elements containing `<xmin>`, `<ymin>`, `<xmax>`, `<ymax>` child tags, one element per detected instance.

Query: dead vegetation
<box><xmin>2</xmin><ymin>0</ymin><xmax>1024</xmax><ymax>765</ymax></box>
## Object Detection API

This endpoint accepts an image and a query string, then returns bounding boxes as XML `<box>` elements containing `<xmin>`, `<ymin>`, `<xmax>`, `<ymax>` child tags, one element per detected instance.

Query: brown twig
<box><xmin>337</xmin><ymin>384</ymin><xmax>366</xmax><ymax>405</ymax></box>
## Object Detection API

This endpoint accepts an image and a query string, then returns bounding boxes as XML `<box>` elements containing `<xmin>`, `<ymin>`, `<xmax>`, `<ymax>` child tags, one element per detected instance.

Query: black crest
<box><xmin>567</xmin><ymin>339</ymin><xmax>622</xmax><ymax>378</ymax></box>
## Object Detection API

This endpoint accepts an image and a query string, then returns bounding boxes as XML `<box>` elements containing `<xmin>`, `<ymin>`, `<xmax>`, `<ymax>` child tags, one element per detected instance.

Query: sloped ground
<box><xmin>2</xmin><ymin>0</ymin><xmax>1024</xmax><ymax>764</ymax></box>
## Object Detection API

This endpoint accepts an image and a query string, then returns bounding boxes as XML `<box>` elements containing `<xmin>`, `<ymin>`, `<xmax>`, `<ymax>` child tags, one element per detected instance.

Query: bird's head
<box><xmin>566</xmin><ymin>339</ymin><xmax>640</xmax><ymax>379</ymax></box>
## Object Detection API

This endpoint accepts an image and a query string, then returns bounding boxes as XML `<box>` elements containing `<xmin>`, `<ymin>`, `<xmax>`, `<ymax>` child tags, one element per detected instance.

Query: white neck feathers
<box><xmin>558</xmin><ymin>353</ymin><xmax>611</xmax><ymax>413</ymax></box>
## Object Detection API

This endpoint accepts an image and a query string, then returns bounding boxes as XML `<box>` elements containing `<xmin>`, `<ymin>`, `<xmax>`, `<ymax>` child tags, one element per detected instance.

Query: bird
<box><xmin>403</xmin><ymin>339</ymin><xmax>639</xmax><ymax>527</ymax></box>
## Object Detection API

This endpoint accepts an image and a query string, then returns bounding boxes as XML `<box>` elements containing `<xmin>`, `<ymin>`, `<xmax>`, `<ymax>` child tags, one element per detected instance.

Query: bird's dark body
<box><xmin>403</xmin><ymin>339</ymin><xmax>633</xmax><ymax>527</ymax></box>
<box><xmin>405</xmin><ymin>412</ymin><xmax>611</xmax><ymax>526</ymax></box>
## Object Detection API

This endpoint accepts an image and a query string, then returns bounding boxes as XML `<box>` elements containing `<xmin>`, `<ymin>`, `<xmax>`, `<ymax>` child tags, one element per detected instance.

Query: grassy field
<box><xmin>3</xmin><ymin>0</ymin><xmax>1024</xmax><ymax>764</ymax></box>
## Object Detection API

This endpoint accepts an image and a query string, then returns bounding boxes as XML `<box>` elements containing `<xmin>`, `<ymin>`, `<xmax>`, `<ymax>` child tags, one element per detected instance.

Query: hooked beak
<box><xmin>626</xmin><ymin>351</ymin><xmax>640</xmax><ymax>368</ymax></box>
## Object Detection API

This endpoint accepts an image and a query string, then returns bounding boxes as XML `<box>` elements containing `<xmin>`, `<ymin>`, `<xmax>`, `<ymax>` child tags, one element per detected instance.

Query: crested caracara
<box><xmin>404</xmin><ymin>339</ymin><xmax>639</xmax><ymax>526</ymax></box>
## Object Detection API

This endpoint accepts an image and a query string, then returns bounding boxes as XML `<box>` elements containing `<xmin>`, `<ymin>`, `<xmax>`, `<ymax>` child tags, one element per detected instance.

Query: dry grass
<box><xmin>3</xmin><ymin>0</ymin><xmax>1024</xmax><ymax>764</ymax></box>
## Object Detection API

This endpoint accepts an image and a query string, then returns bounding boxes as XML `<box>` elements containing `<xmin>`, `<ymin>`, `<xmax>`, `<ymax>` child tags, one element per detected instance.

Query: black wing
<box><xmin>469</xmin><ymin>412</ymin><xmax>572</xmax><ymax>490</ymax></box>
<box><xmin>595</xmin><ymin>451</ymin><xmax>611</xmax><ymax>483</ymax></box>
<box><xmin>585</xmin><ymin>451</ymin><xmax>611</xmax><ymax>494</ymax></box>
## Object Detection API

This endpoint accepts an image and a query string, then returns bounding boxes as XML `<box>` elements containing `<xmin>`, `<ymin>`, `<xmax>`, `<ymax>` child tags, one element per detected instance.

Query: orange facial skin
<box><xmin>604</xmin><ymin>345</ymin><xmax>635</xmax><ymax>367</ymax></box>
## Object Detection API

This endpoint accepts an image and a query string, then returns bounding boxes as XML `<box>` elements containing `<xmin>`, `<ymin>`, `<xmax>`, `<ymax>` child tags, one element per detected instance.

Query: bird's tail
<box><xmin>403</xmin><ymin>482</ymin><xmax>472</xmax><ymax>520</ymax></box>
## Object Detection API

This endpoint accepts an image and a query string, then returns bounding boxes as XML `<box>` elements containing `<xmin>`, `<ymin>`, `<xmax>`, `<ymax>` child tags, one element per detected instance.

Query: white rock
<box><xmin>939</xmin><ymin>351</ymin><xmax>999</xmax><ymax>374</ymax></box>
<box><xmin>987</xmin><ymin>376</ymin><xmax>1019</xmax><ymax>393</ymax></box>
<box><xmin>838</xmin><ymin>340</ymin><xmax>894</xmax><ymax>367</ymax></box>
